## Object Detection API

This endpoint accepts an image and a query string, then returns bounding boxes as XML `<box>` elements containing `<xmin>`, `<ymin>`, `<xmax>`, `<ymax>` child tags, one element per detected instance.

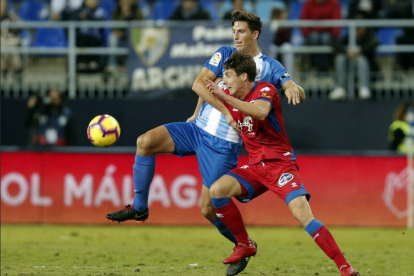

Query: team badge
<box><xmin>209</xmin><ymin>52</ymin><xmax>222</xmax><ymax>67</ymax></box>
<box><xmin>131</xmin><ymin>27</ymin><xmax>170</xmax><ymax>66</ymax></box>
<box><xmin>278</xmin><ymin>173</ymin><xmax>294</xmax><ymax>187</ymax></box>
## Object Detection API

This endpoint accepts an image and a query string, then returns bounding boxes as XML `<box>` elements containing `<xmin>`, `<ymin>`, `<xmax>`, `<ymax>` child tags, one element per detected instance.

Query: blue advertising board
<box><xmin>127</xmin><ymin>22</ymin><xmax>274</xmax><ymax>94</ymax></box>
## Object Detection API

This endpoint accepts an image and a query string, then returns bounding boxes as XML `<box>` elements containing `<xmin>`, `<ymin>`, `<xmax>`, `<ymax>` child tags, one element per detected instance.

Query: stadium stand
<box><xmin>220</xmin><ymin>0</ymin><xmax>254</xmax><ymax>19</ymax></box>
<box><xmin>255</xmin><ymin>0</ymin><xmax>287</xmax><ymax>23</ymax></box>
<box><xmin>34</xmin><ymin>28</ymin><xmax>68</xmax><ymax>48</ymax></box>
<box><xmin>18</xmin><ymin>0</ymin><xmax>49</xmax><ymax>21</ymax></box>
<box><xmin>1</xmin><ymin>0</ymin><xmax>413</xmax><ymax>100</ymax></box>
<box><xmin>153</xmin><ymin>0</ymin><xmax>179</xmax><ymax>20</ymax></box>
<box><xmin>100</xmin><ymin>0</ymin><xmax>116</xmax><ymax>19</ymax></box>
<box><xmin>200</xmin><ymin>0</ymin><xmax>219</xmax><ymax>21</ymax></box>
<box><xmin>376</xmin><ymin>27</ymin><xmax>405</xmax><ymax>55</ymax></box>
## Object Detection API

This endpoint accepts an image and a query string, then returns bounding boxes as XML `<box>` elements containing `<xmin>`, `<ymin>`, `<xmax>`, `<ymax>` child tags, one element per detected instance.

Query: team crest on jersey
<box><xmin>238</xmin><ymin>116</ymin><xmax>254</xmax><ymax>134</ymax></box>
<box><xmin>278</xmin><ymin>173</ymin><xmax>294</xmax><ymax>187</ymax></box>
<box><xmin>131</xmin><ymin>27</ymin><xmax>170</xmax><ymax>66</ymax></box>
<box><xmin>209</xmin><ymin>52</ymin><xmax>222</xmax><ymax>67</ymax></box>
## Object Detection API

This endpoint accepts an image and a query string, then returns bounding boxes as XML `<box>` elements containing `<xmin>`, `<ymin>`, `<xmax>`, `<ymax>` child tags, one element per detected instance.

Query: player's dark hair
<box><xmin>224</xmin><ymin>52</ymin><xmax>257</xmax><ymax>82</ymax></box>
<box><xmin>231</xmin><ymin>10</ymin><xmax>262</xmax><ymax>38</ymax></box>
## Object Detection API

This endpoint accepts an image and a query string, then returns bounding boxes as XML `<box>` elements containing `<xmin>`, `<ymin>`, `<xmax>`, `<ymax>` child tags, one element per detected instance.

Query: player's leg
<box><xmin>132</xmin><ymin>126</ymin><xmax>175</xmax><ymax>212</ymax></box>
<box><xmin>288</xmin><ymin>196</ymin><xmax>359</xmax><ymax>276</ymax></box>
<box><xmin>106</xmin><ymin>125</ymin><xmax>176</xmax><ymax>222</ymax></box>
<box><xmin>210</xmin><ymin>175</ymin><xmax>257</xmax><ymax>264</ymax></box>
<box><xmin>200</xmin><ymin>185</ymin><xmax>237</xmax><ymax>245</ymax></box>
<box><xmin>194</xmin><ymin>131</ymin><xmax>241</xmax><ymax>245</ymax></box>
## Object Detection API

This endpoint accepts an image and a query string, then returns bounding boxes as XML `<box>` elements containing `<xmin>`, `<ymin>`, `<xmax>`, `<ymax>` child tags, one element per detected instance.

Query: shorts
<box><xmin>227</xmin><ymin>159</ymin><xmax>310</xmax><ymax>204</ymax></box>
<box><xmin>165</xmin><ymin>121</ymin><xmax>241</xmax><ymax>188</ymax></box>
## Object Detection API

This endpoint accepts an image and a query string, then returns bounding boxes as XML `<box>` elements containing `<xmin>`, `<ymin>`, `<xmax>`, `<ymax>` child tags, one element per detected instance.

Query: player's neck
<box><xmin>249</xmin><ymin>44</ymin><xmax>260</xmax><ymax>57</ymax></box>
<box><xmin>239</xmin><ymin>82</ymin><xmax>255</xmax><ymax>100</ymax></box>
<box><xmin>245</xmin><ymin>49</ymin><xmax>260</xmax><ymax>57</ymax></box>
<box><xmin>241</xmin><ymin>44</ymin><xmax>260</xmax><ymax>57</ymax></box>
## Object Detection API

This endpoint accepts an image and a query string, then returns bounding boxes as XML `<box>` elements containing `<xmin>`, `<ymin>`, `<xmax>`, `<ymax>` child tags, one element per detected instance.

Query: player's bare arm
<box><xmin>192</xmin><ymin>68</ymin><xmax>239</xmax><ymax>130</ymax></box>
<box><xmin>282</xmin><ymin>80</ymin><xmax>306</xmax><ymax>105</ymax></box>
<box><xmin>187</xmin><ymin>77</ymin><xmax>225</xmax><ymax>122</ymax></box>
<box><xmin>205</xmin><ymin>78</ymin><xmax>271</xmax><ymax>121</ymax></box>
<box><xmin>186</xmin><ymin>96</ymin><xmax>204</xmax><ymax>122</ymax></box>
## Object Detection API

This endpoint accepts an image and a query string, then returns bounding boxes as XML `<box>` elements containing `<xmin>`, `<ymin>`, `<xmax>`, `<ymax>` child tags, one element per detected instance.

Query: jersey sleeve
<box><xmin>256</xmin><ymin>83</ymin><xmax>278</xmax><ymax>105</ymax></box>
<box><xmin>203</xmin><ymin>46</ymin><xmax>234</xmax><ymax>77</ymax></box>
<box><xmin>270</xmin><ymin>59</ymin><xmax>292</xmax><ymax>89</ymax></box>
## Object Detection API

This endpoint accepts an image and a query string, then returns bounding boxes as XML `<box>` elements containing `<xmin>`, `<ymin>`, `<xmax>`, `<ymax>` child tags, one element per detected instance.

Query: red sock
<box><xmin>312</xmin><ymin>226</ymin><xmax>348</xmax><ymax>270</ymax></box>
<box><xmin>214</xmin><ymin>199</ymin><xmax>250</xmax><ymax>245</ymax></box>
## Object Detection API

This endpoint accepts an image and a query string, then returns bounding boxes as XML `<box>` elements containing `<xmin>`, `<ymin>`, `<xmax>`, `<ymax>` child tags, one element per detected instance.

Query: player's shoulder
<box><xmin>206</xmin><ymin>46</ymin><xmax>236</xmax><ymax>69</ymax></box>
<box><xmin>260</xmin><ymin>54</ymin><xmax>284</xmax><ymax>67</ymax></box>
<box><xmin>256</xmin><ymin>81</ymin><xmax>277</xmax><ymax>92</ymax></box>
<box><xmin>214</xmin><ymin>46</ymin><xmax>237</xmax><ymax>55</ymax></box>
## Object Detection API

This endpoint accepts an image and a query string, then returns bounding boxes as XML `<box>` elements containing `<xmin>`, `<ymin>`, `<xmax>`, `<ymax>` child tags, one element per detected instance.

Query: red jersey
<box><xmin>224</xmin><ymin>82</ymin><xmax>295</xmax><ymax>164</ymax></box>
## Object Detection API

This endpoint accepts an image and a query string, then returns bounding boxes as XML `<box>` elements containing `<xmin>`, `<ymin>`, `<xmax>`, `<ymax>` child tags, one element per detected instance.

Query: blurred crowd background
<box><xmin>1</xmin><ymin>0</ymin><xmax>414</xmax><ymax>151</ymax></box>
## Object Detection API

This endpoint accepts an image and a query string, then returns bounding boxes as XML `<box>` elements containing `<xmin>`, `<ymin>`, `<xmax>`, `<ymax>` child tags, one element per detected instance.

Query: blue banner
<box><xmin>127</xmin><ymin>22</ymin><xmax>274</xmax><ymax>94</ymax></box>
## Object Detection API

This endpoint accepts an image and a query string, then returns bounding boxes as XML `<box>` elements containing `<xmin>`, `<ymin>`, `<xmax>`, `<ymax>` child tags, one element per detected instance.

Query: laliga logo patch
<box><xmin>278</xmin><ymin>173</ymin><xmax>294</xmax><ymax>187</ymax></box>
<box><xmin>209</xmin><ymin>52</ymin><xmax>221</xmax><ymax>67</ymax></box>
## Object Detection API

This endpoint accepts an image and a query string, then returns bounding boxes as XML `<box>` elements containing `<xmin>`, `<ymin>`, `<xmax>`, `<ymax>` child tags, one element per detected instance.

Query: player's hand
<box><xmin>284</xmin><ymin>85</ymin><xmax>301</xmax><ymax>105</ymax></box>
<box><xmin>204</xmin><ymin>78</ymin><xmax>226</xmax><ymax>101</ymax></box>
<box><xmin>186</xmin><ymin>113</ymin><xmax>198</xmax><ymax>122</ymax></box>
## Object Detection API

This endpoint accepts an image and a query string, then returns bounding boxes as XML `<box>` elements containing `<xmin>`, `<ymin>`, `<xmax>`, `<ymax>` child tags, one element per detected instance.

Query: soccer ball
<box><xmin>87</xmin><ymin>114</ymin><xmax>121</xmax><ymax>147</ymax></box>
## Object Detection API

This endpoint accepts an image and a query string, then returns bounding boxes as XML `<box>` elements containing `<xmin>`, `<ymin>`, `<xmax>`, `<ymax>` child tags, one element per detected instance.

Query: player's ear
<box><xmin>253</xmin><ymin>30</ymin><xmax>259</xmax><ymax>40</ymax></box>
<box><xmin>242</xmin><ymin>73</ymin><xmax>247</xmax><ymax>81</ymax></box>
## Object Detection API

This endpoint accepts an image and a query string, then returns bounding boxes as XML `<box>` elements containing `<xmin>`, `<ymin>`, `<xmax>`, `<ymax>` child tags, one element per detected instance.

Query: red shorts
<box><xmin>228</xmin><ymin>159</ymin><xmax>310</xmax><ymax>204</ymax></box>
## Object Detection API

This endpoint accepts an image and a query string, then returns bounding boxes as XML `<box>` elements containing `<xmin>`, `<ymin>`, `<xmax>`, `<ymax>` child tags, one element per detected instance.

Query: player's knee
<box><xmin>136</xmin><ymin>133</ymin><xmax>152</xmax><ymax>154</ymax></box>
<box><xmin>291</xmin><ymin>208</ymin><xmax>314</xmax><ymax>227</ymax></box>
<box><xmin>210</xmin><ymin>182</ymin><xmax>225</xmax><ymax>198</ymax></box>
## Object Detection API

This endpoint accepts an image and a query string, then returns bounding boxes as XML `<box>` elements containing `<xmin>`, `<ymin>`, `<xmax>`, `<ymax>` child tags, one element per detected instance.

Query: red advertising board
<box><xmin>0</xmin><ymin>151</ymin><xmax>408</xmax><ymax>227</ymax></box>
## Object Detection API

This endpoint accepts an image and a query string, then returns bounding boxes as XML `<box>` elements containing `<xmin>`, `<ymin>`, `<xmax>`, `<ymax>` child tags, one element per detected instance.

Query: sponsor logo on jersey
<box><xmin>283</xmin><ymin>152</ymin><xmax>291</xmax><ymax>156</ymax></box>
<box><xmin>291</xmin><ymin>182</ymin><xmax>297</xmax><ymax>188</ymax></box>
<box><xmin>260</xmin><ymin>87</ymin><xmax>271</xmax><ymax>92</ymax></box>
<box><xmin>209</xmin><ymin>52</ymin><xmax>222</xmax><ymax>67</ymax></box>
<box><xmin>241</xmin><ymin>165</ymin><xmax>249</xmax><ymax>169</ymax></box>
<box><xmin>278</xmin><ymin>173</ymin><xmax>294</xmax><ymax>187</ymax></box>
<box><xmin>260</xmin><ymin>92</ymin><xmax>271</xmax><ymax>99</ymax></box>
<box><xmin>216</xmin><ymin>213</ymin><xmax>224</xmax><ymax>218</ymax></box>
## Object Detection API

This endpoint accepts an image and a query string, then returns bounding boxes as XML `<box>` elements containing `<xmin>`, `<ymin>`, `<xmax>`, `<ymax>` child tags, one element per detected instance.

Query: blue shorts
<box><xmin>164</xmin><ymin>122</ymin><xmax>241</xmax><ymax>188</ymax></box>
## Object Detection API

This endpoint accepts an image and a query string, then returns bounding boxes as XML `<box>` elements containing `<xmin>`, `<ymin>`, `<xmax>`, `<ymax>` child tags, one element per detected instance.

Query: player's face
<box><xmin>223</xmin><ymin>68</ymin><xmax>245</xmax><ymax>97</ymax></box>
<box><xmin>233</xmin><ymin>21</ymin><xmax>257</xmax><ymax>53</ymax></box>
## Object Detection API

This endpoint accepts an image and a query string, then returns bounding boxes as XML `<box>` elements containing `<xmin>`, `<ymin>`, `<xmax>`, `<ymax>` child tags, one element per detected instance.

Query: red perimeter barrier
<box><xmin>0</xmin><ymin>152</ymin><xmax>408</xmax><ymax>227</ymax></box>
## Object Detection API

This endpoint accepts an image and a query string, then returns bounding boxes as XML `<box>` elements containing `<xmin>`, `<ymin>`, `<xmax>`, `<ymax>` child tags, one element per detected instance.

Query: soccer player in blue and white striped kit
<box><xmin>106</xmin><ymin>10</ymin><xmax>304</xmax><ymax>275</ymax></box>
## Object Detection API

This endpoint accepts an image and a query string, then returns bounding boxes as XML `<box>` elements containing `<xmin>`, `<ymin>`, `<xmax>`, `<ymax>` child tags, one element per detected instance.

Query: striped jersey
<box><xmin>195</xmin><ymin>46</ymin><xmax>292</xmax><ymax>143</ymax></box>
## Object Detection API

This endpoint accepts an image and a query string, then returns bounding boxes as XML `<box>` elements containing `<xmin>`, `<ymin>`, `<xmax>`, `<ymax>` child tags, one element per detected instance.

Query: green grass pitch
<box><xmin>1</xmin><ymin>224</ymin><xmax>413</xmax><ymax>275</ymax></box>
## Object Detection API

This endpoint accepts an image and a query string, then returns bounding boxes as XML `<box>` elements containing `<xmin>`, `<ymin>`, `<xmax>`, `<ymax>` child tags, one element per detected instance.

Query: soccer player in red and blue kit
<box><xmin>205</xmin><ymin>52</ymin><xmax>360</xmax><ymax>276</ymax></box>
